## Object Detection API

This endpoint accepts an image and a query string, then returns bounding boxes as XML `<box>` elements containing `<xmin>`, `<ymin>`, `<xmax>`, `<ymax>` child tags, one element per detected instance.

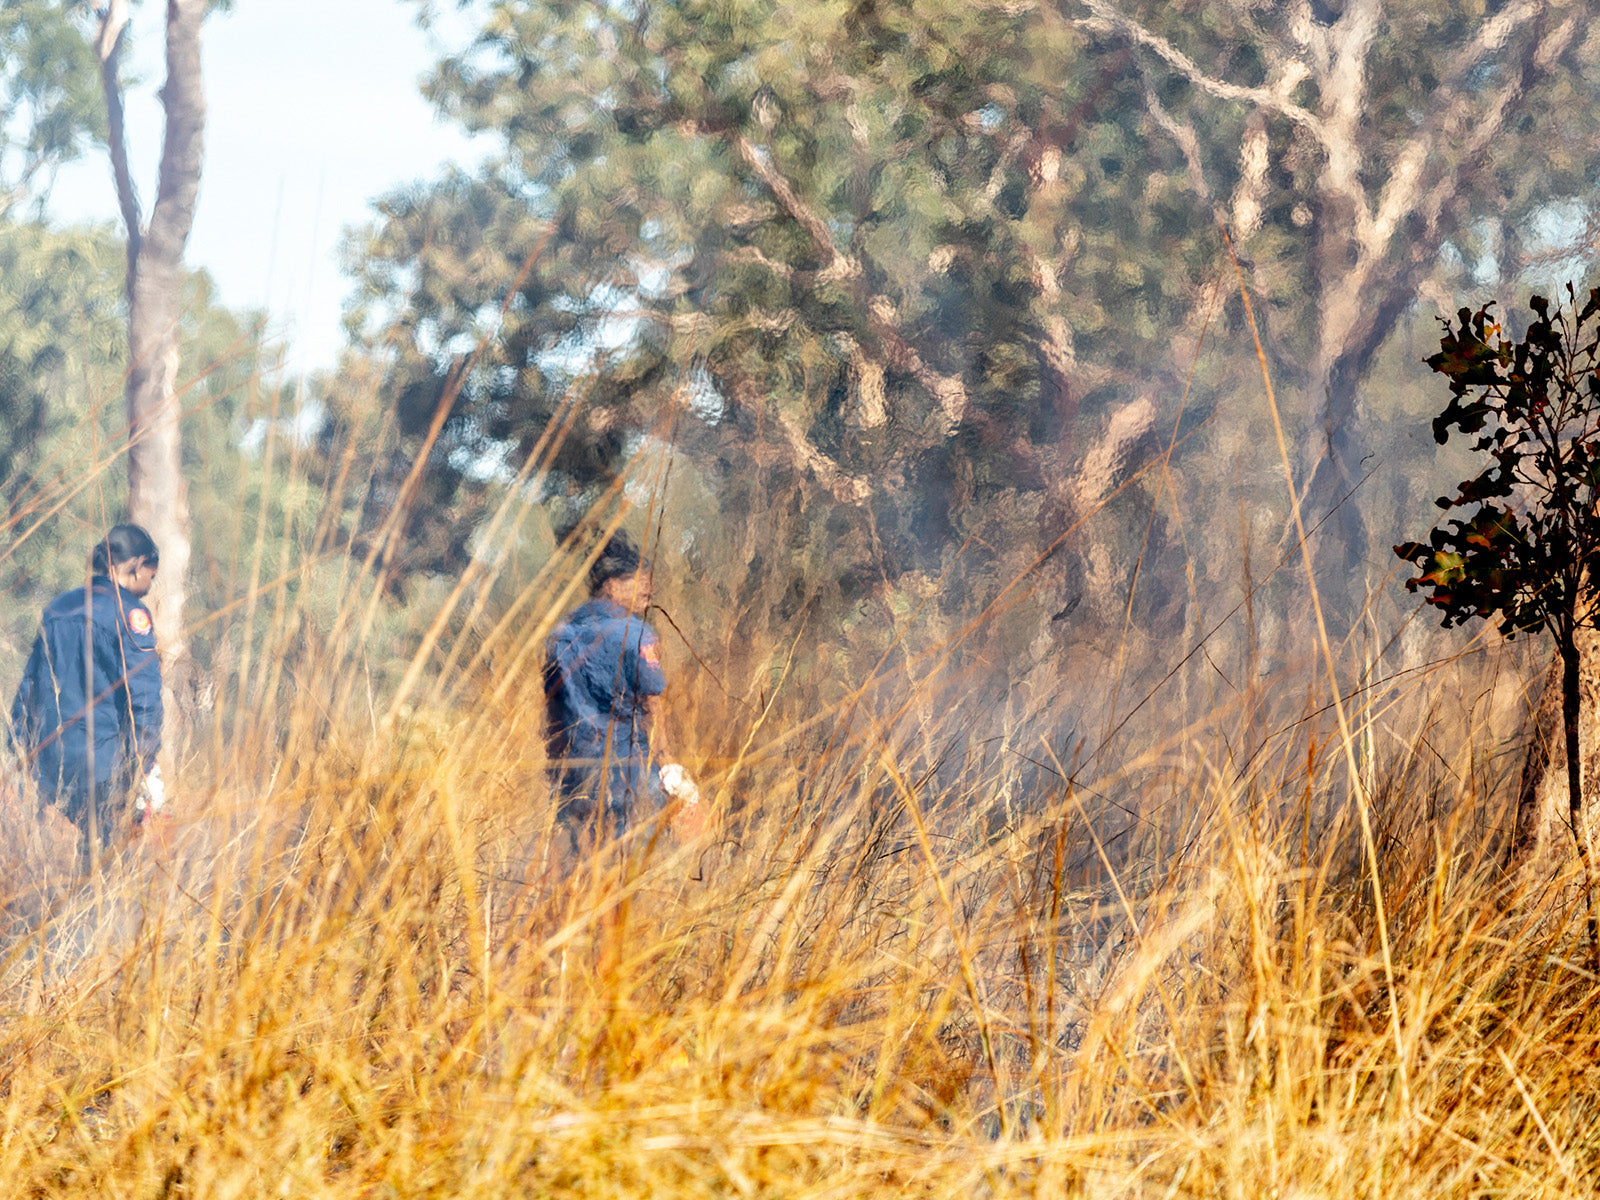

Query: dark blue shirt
<box><xmin>11</xmin><ymin>576</ymin><xmax>162</xmax><ymax>796</ymax></box>
<box><xmin>545</xmin><ymin>598</ymin><xmax>666</xmax><ymax>767</ymax></box>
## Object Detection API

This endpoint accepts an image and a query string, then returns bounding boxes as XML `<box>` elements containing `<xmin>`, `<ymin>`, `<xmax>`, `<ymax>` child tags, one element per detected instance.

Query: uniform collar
<box><xmin>92</xmin><ymin>574</ymin><xmax>143</xmax><ymax>605</ymax></box>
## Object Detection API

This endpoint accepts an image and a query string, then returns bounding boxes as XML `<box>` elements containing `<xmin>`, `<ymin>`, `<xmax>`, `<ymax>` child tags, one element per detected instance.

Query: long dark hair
<box><xmin>91</xmin><ymin>524</ymin><xmax>160</xmax><ymax>575</ymax></box>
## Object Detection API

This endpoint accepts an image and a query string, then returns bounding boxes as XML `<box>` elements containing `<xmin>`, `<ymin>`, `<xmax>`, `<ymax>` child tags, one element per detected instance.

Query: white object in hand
<box><xmin>137</xmin><ymin>763</ymin><xmax>168</xmax><ymax>814</ymax></box>
<box><xmin>658</xmin><ymin>762</ymin><xmax>700</xmax><ymax>806</ymax></box>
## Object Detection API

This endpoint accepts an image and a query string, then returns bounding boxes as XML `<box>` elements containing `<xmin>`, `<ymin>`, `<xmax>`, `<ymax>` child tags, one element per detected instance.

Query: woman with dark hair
<box><xmin>543</xmin><ymin>533</ymin><xmax>672</xmax><ymax>845</ymax></box>
<box><xmin>11</xmin><ymin>523</ymin><xmax>165</xmax><ymax>854</ymax></box>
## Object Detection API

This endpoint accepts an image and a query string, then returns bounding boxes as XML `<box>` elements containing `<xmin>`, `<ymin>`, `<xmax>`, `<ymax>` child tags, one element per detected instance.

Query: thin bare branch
<box><xmin>1137</xmin><ymin>68</ymin><xmax>1215</xmax><ymax>210</ymax></box>
<box><xmin>731</xmin><ymin>132</ymin><xmax>970</xmax><ymax>432</ymax></box>
<box><xmin>95</xmin><ymin>0</ymin><xmax>141</xmax><ymax>289</ymax></box>
<box><xmin>733</xmin><ymin>135</ymin><xmax>861</xmax><ymax>285</ymax></box>
<box><xmin>1410</xmin><ymin>11</ymin><xmax>1580</xmax><ymax>246</ymax></box>
<box><xmin>776</xmin><ymin>409</ymin><xmax>874</xmax><ymax>505</ymax></box>
<box><xmin>1073</xmin><ymin>0</ymin><xmax>1326</xmax><ymax>141</ymax></box>
<box><xmin>1369</xmin><ymin>2</ymin><xmax>1567</xmax><ymax>257</ymax></box>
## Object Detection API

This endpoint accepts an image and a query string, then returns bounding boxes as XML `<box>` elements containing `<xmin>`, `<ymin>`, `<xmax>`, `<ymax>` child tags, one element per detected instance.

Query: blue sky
<box><xmin>50</xmin><ymin>0</ymin><xmax>486</xmax><ymax>374</ymax></box>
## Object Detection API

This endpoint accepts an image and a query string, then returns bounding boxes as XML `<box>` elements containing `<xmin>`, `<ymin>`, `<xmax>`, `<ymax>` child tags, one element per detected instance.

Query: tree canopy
<box><xmin>0</xmin><ymin>1</ymin><xmax>104</xmax><ymax>218</ymax></box>
<box><xmin>342</xmin><ymin>0</ymin><xmax>1600</xmax><ymax>685</ymax></box>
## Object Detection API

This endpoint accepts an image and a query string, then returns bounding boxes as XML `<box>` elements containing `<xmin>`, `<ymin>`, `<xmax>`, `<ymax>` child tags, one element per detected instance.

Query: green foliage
<box><xmin>349</xmin><ymin>4</ymin><xmax>1600</xmax><ymax>593</ymax></box>
<box><xmin>318</xmin><ymin>2</ymin><xmax>1600</xmax><ymax>743</ymax></box>
<box><xmin>0</xmin><ymin>1</ymin><xmax>105</xmax><ymax>217</ymax></box>
<box><xmin>345</xmin><ymin>0</ymin><xmax>1169</xmax><ymax>570</ymax></box>
<box><xmin>0</xmin><ymin>219</ymin><xmax>271</xmax><ymax>688</ymax></box>
<box><xmin>1396</xmin><ymin>288</ymin><xmax>1600</xmax><ymax>641</ymax></box>
<box><xmin>0</xmin><ymin>221</ymin><xmax>121</xmax><ymax>490</ymax></box>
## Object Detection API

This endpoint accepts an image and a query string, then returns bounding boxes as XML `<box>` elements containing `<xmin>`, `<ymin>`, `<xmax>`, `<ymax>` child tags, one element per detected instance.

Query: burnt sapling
<box><xmin>1396</xmin><ymin>286</ymin><xmax>1600</xmax><ymax>960</ymax></box>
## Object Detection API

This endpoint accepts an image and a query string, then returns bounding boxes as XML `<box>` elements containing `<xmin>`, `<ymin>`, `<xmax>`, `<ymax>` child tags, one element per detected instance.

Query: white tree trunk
<box><xmin>99</xmin><ymin>0</ymin><xmax>206</xmax><ymax>671</ymax></box>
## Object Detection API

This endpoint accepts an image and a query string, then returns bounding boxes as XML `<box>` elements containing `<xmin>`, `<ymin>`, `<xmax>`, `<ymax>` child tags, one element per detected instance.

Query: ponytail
<box><xmin>91</xmin><ymin>524</ymin><xmax>160</xmax><ymax>575</ymax></box>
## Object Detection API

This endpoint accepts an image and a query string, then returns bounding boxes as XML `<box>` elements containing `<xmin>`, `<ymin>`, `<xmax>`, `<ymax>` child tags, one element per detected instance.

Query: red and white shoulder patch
<box><xmin>640</xmin><ymin>641</ymin><xmax>661</xmax><ymax>668</ymax></box>
<box><xmin>128</xmin><ymin>607</ymin><xmax>153</xmax><ymax>637</ymax></box>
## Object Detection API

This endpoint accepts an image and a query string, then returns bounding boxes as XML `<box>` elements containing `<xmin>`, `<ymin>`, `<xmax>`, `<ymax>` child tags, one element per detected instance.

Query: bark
<box><xmin>1511</xmin><ymin>650</ymin><xmax>1562</xmax><ymax>863</ymax></box>
<box><xmin>1559</xmin><ymin>627</ymin><xmax>1600</xmax><ymax>972</ymax></box>
<box><xmin>1069</xmin><ymin>395</ymin><xmax>1159</xmax><ymax>514</ymax></box>
<box><xmin>99</xmin><ymin>0</ymin><xmax>206</xmax><ymax>674</ymax></box>
<box><xmin>94</xmin><ymin>0</ymin><xmax>140</xmax><ymax>287</ymax></box>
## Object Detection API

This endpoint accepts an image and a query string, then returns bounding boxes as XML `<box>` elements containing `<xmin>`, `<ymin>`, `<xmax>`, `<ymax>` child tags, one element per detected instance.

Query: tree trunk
<box><xmin>1558</xmin><ymin>627</ymin><xmax>1600</xmax><ymax>972</ymax></box>
<box><xmin>1293</xmin><ymin>237</ymin><xmax>1425</xmax><ymax>637</ymax></box>
<box><xmin>1511</xmin><ymin>649</ymin><xmax>1563</xmax><ymax>863</ymax></box>
<box><xmin>1293</xmin><ymin>362</ymin><xmax>1368</xmax><ymax>630</ymax></box>
<box><xmin>1509</xmin><ymin>625</ymin><xmax>1600</xmax><ymax>872</ymax></box>
<box><xmin>99</xmin><ymin>0</ymin><xmax>206</xmax><ymax>682</ymax></box>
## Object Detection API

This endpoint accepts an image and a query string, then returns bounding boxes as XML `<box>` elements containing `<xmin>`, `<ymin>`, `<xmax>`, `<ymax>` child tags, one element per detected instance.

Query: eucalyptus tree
<box><xmin>1080</xmin><ymin>0</ymin><xmax>1600</xmax><ymax>617</ymax></box>
<box><xmin>349</xmin><ymin>0</ymin><xmax>1187</xmax><ymax>640</ymax></box>
<box><xmin>0</xmin><ymin>219</ymin><xmax>267</xmax><ymax>710</ymax></box>
<box><xmin>92</xmin><ymin>0</ymin><xmax>223</xmax><ymax>672</ymax></box>
<box><xmin>346</xmin><ymin>0</ymin><xmax>1600</xmax><ymax>716</ymax></box>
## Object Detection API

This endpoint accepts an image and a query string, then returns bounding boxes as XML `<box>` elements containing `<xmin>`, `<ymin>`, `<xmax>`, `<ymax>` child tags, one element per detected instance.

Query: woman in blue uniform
<box><xmin>544</xmin><ymin>534</ymin><xmax>669</xmax><ymax>846</ymax></box>
<box><xmin>11</xmin><ymin>524</ymin><xmax>164</xmax><ymax>852</ymax></box>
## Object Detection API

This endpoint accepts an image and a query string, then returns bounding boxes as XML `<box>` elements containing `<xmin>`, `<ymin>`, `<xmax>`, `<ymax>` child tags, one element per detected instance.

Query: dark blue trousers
<box><xmin>555</xmin><ymin>759</ymin><xmax>665</xmax><ymax>848</ymax></box>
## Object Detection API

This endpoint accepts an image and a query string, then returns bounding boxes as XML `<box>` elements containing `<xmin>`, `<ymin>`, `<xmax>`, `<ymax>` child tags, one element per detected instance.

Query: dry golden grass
<box><xmin>0</xmin><ymin>325</ymin><xmax>1591</xmax><ymax>1195</ymax></box>
<box><xmin>0</xmin><ymin>565</ymin><xmax>1590</xmax><ymax>1200</ymax></box>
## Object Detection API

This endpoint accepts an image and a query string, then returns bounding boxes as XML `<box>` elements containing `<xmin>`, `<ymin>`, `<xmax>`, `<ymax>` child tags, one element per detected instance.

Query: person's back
<box><xmin>545</xmin><ymin>597</ymin><xmax>663</xmax><ymax>767</ymax></box>
<box><xmin>11</xmin><ymin>525</ymin><xmax>163</xmax><ymax>849</ymax></box>
<box><xmin>13</xmin><ymin>579</ymin><xmax>160</xmax><ymax>797</ymax></box>
<box><xmin>544</xmin><ymin>536</ymin><xmax>667</xmax><ymax>841</ymax></box>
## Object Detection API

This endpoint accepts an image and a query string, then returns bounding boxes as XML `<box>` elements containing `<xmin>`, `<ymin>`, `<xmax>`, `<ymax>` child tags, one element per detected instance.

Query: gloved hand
<box><xmin>658</xmin><ymin>762</ymin><xmax>706</xmax><ymax>840</ymax></box>
<box><xmin>136</xmin><ymin>763</ymin><xmax>167</xmax><ymax>817</ymax></box>
<box><xmin>658</xmin><ymin>762</ymin><xmax>699</xmax><ymax>805</ymax></box>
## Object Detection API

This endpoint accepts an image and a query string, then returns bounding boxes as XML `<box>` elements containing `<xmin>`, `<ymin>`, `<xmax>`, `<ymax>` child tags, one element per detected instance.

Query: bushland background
<box><xmin>0</xmin><ymin>2</ymin><xmax>1592</xmax><ymax>1196</ymax></box>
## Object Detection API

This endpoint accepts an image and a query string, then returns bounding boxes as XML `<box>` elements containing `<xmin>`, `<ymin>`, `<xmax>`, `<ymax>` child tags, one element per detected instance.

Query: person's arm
<box><xmin>9</xmin><ymin>638</ymin><xmax>41</xmax><ymax>753</ymax></box>
<box><xmin>633</xmin><ymin>624</ymin><xmax>670</xmax><ymax>761</ymax></box>
<box><xmin>111</xmin><ymin>602</ymin><xmax>162</xmax><ymax>772</ymax></box>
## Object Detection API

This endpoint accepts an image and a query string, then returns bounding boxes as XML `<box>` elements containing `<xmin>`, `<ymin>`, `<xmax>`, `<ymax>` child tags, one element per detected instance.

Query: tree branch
<box><xmin>776</xmin><ymin>409</ymin><xmax>873</xmax><ymax>504</ymax></box>
<box><xmin>1076</xmin><ymin>0</ymin><xmax>1363</xmax><ymax>225</ymax></box>
<box><xmin>1320</xmin><ymin>0</ymin><xmax>1383</xmax><ymax>141</ymax></box>
<box><xmin>95</xmin><ymin>0</ymin><xmax>141</xmax><ymax>292</ymax></box>
<box><xmin>1068</xmin><ymin>395</ymin><xmax>1160</xmax><ymax>512</ymax></box>
<box><xmin>143</xmin><ymin>0</ymin><xmax>206</xmax><ymax>274</ymax></box>
<box><xmin>1307</xmin><ymin>7</ymin><xmax>1575</xmax><ymax>447</ymax></box>
<box><xmin>731</xmin><ymin>132</ymin><xmax>971</xmax><ymax>433</ymax></box>
<box><xmin>733</xmin><ymin>135</ymin><xmax>860</xmax><ymax>285</ymax></box>
<box><xmin>1370</xmin><ymin>3</ymin><xmax>1570</xmax><ymax>257</ymax></box>
<box><xmin>1073</xmin><ymin>0</ymin><xmax>1326</xmax><ymax>140</ymax></box>
<box><xmin>722</xmin><ymin>371</ymin><xmax>874</xmax><ymax>504</ymax></box>
<box><xmin>1419</xmin><ymin>13</ymin><xmax>1578</xmax><ymax>260</ymax></box>
<box><xmin>0</xmin><ymin>145</ymin><xmax>57</xmax><ymax>222</ymax></box>
<box><xmin>1137</xmin><ymin>67</ymin><xmax>1216</xmax><ymax>210</ymax></box>
<box><xmin>722</xmin><ymin>244</ymin><xmax>798</xmax><ymax>281</ymax></box>
<box><xmin>1287</xmin><ymin>1</ymin><xmax>1331</xmax><ymax>77</ymax></box>
<box><xmin>1434</xmin><ymin>0</ymin><xmax>1543</xmax><ymax>98</ymax></box>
